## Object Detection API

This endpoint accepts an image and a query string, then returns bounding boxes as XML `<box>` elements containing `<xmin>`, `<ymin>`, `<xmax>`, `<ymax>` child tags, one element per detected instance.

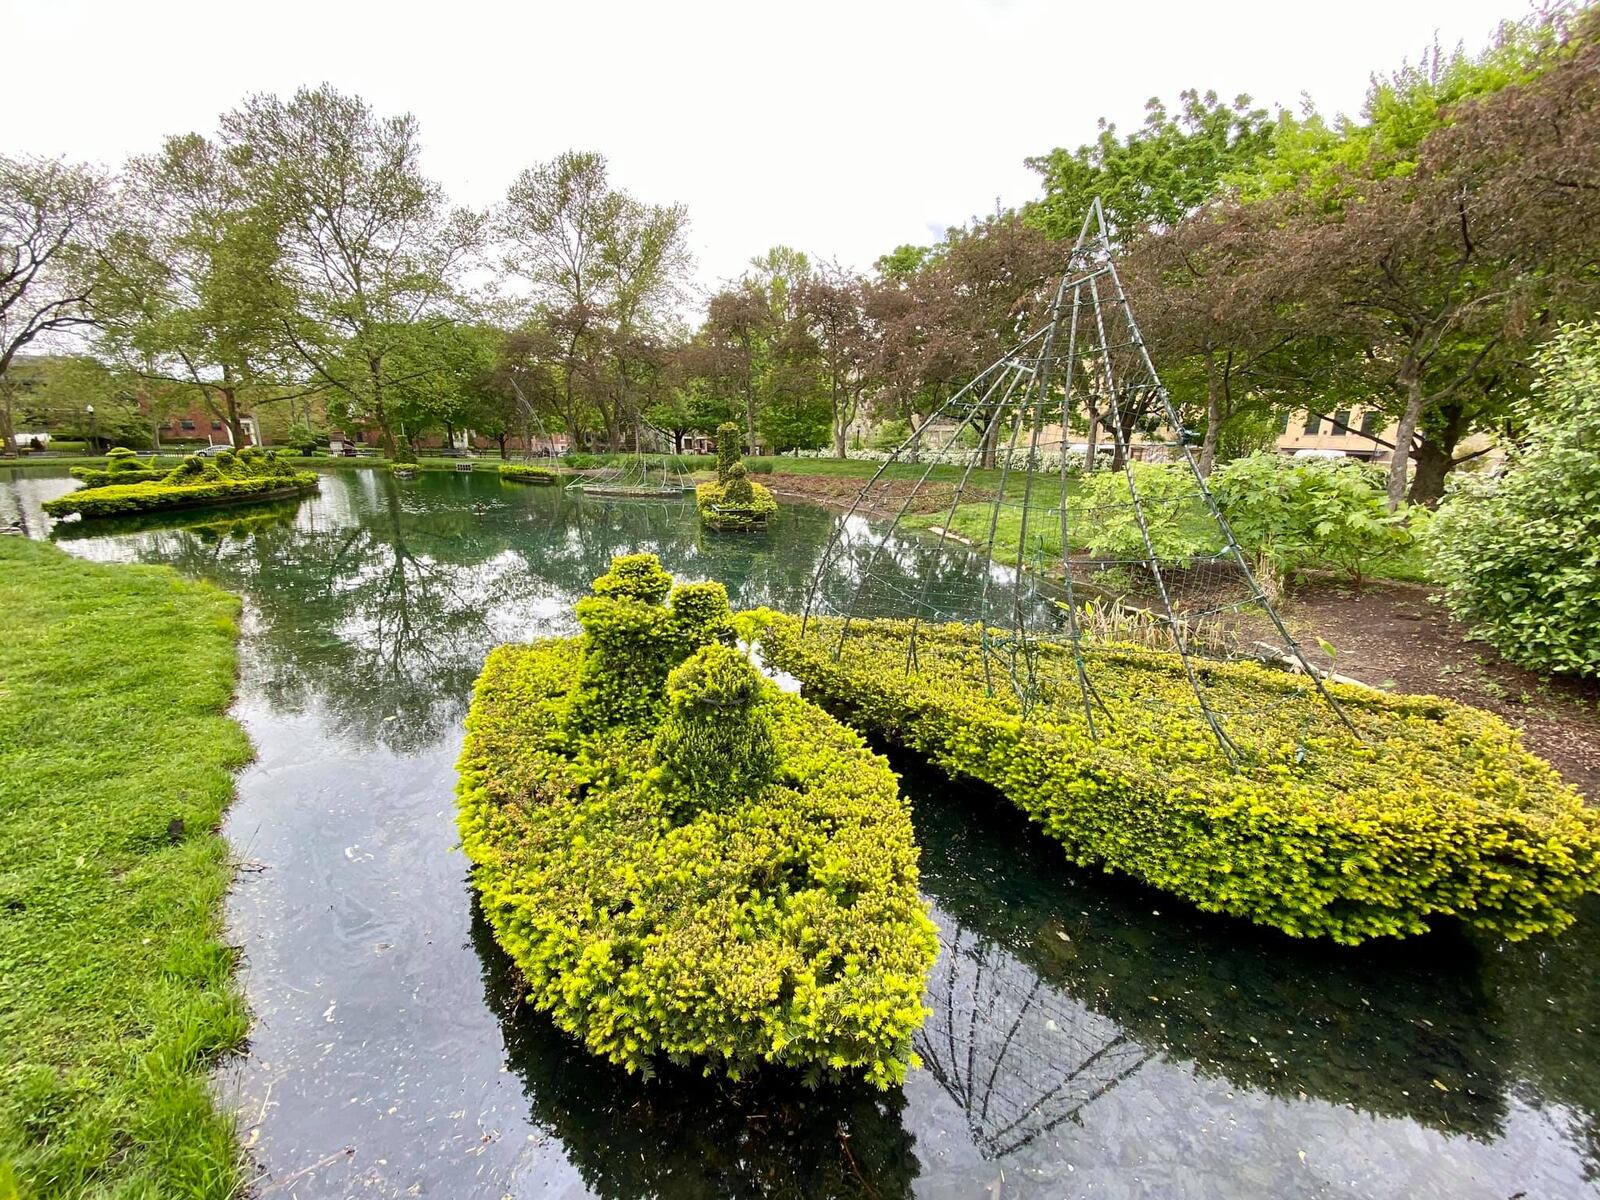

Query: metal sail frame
<box><xmin>800</xmin><ymin>199</ymin><xmax>1354</xmax><ymax>762</ymax></box>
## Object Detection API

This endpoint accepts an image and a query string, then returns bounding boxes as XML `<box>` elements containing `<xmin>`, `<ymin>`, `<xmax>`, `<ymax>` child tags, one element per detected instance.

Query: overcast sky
<box><xmin>8</xmin><ymin>0</ymin><xmax>1531</xmax><ymax>297</ymax></box>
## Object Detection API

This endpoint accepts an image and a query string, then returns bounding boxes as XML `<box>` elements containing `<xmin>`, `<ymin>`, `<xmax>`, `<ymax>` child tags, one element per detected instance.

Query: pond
<box><xmin>4</xmin><ymin>465</ymin><xmax>1598</xmax><ymax>1199</ymax></box>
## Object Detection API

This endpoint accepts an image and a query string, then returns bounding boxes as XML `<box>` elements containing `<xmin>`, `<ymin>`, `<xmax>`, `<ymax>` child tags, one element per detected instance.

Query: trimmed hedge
<box><xmin>44</xmin><ymin>449</ymin><xmax>317</xmax><ymax>520</ymax></box>
<box><xmin>457</xmin><ymin>555</ymin><xmax>936</xmax><ymax>1086</ymax></box>
<box><xmin>499</xmin><ymin>462</ymin><xmax>557</xmax><ymax>484</ymax></box>
<box><xmin>752</xmin><ymin>613</ymin><xmax>1600</xmax><ymax>944</ymax></box>
<box><xmin>68</xmin><ymin>466</ymin><xmax>166</xmax><ymax>489</ymax></box>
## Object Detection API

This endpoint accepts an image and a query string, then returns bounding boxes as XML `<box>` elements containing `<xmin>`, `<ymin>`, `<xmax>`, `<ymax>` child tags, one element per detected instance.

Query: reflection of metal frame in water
<box><xmin>917</xmin><ymin>922</ymin><xmax>1150</xmax><ymax>1158</ymax></box>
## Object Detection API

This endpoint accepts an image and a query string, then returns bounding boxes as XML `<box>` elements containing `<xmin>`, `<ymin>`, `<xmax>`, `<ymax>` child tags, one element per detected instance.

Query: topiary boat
<box><xmin>456</xmin><ymin>554</ymin><xmax>937</xmax><ymax>1086</ymax></box>
<box><xmin>753</xmin><ymin>612</ymin><xmax>1600</xmax><ymax>945</ymax></box>
<box><xmin>44</xmin><ymin>447</ymin><xmax>318</xmax><ymax>520</ymax></box>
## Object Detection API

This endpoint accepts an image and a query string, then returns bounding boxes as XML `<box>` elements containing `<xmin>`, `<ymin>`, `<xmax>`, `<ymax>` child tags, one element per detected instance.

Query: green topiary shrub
<box><xmin>1423</xmin><ymin>323</ymin><xmax>1600</xmax><ymax>678</ymax></box>
<box><xmin>457</xmin><ymin>555</ymin><xmax>937</xmax><ymax>1086</ymax></box>
<box><xmin>650</xmin><ymin>643</ymin><xmax>779</xmax><ymax>814</ymax></box>
<box><xmin>498</xmin><ymin>462</ymin><xmax>557</xmax><ymax>484</ymax></box>
<box><xmin>752</xmin><ymin>612</ymin><xmax>1600</xmax><ymax>944</ymax></box>
<box><xmin>45</xmin><ymin>451</ymin><xmax>316</xmax><ymax>520</ymax></box>
<box><xmin>714</xmin><ymin>421</ymin><xmax>742</xmax><ymax>484</ymax></box>
<box><xmin>699</xmin><ymin>437</ymin><xmax>779</xmax><ymax>532</ymax></box>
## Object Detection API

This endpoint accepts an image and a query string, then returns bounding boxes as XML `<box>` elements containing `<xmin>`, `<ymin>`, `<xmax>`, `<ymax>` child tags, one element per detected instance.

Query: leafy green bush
<box><xmin>44</xmin><ymin>451</ymin><xmax>316</xmax><ymax>520</ymax></box>
<box><xmin>1077</xmin><ymin>462</ymin><xmax>1218</xmax><ymax>565</ymax></box>
<box><xmin>1210</xmin><ymin>453</ymin><xmax>1413</xmax><ymax>587</ymax></box>
<box><xmin>753</xmin><ymin>612</ymin><xmax>1599</xmax><ymax>944</ymax></box>
<box><xmin>498</xmin><ymin>462</ymin><xmax>557</xmax><ymax>484</ymax></box>
<box><xmin>457</xmin><ymin>555</ymin><xmax>936</xmax><ymax>1086</ymax></box>
<box><xmin>1424</xmin><ymin>323</ymin><xmax>1600</xmax><ymax>678</ymax></box>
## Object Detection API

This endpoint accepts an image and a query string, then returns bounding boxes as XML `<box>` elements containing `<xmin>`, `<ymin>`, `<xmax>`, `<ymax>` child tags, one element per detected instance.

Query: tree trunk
<box><xmin>1083</xmin><ymin>400</ymin><xmax>1100</xmax><ymax>472</ymax></box>
<box><xmin>0</xmin><ymin>380</ymin><xmax>16</xmax><ymax>458</ymax></box>
<box><xmin>371</xmin><ymin>359</ymin><xmax>397</xmax><ymax>459</ymax></box>
<box><xmin>1386</xmin><ymin>373</ymin><xmax>1426</xmax><ymax>511</ymax></box>
<box><xmin>1407</xmin><ymin>399</ymin><xmax>1467</xmax><ymax>507</ymax></box>
<box><xmin>1197</xmin><ymin>355</ymin><xmax>1223</xmax><ymax>477</ymax></box>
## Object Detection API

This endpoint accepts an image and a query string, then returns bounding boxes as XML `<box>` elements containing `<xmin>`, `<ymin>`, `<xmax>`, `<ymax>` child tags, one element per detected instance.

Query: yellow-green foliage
<box><xmin>697</xmin><ymin>469</ymin><xmax>778</xmax><ymax>532</ymax></box>
<box><xmin>499</xmin><ymin>462</ymin><xmax>557</xmax><ymax>484</ymax></box>
<box><xmin>753</xmin><ymin>613</ymin><xmax>1600</xmax><ymax>945</ymax></box>
<box><xmin>457</xmin><ymin>556</ymin><xmax>936</xmax><ymax>1086</ymax></box>
<box><xmin>44</xmin><ymin>448</ymin><xmax>316</xmax><ymax>520</ymax></box>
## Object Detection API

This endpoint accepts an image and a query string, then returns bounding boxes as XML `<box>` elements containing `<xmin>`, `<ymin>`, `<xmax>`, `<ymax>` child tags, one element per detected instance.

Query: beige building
<box><xmin>1274</xmin><ymin>407</ymin><xmax>1398</xmax><ymax>463</ymax></box>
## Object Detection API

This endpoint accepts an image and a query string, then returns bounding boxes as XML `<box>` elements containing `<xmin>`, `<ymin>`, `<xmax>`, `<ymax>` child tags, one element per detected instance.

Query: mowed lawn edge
<box><xmin>0</xmin><ymin>538</ymin><xmax>250</xmax><ymax>1199</ymax></box>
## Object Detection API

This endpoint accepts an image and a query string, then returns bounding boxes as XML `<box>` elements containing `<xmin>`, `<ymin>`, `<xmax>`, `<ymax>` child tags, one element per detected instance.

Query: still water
<box><xmin>5</xmin><ymin>466</ymin><xmax>1598</xmax><ymax>1199</ymax></box>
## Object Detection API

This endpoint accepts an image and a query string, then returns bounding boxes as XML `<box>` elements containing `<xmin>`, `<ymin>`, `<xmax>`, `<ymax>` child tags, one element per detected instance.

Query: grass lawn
<box><xmin>0</xmin><ymin>538</ymin><xmax>249</xmax><ymax>1199</ymax></box>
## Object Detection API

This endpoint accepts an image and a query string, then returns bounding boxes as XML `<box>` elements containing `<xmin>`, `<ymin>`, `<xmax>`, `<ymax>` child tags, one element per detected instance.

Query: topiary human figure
<box><xmin>566</xmin><ymin>554</ymin><xmax>735</xmax><ymax>732</ymax></box>
<box><xmin>715</xmin><ymin>422</ymin><xmax>742</xmax><ymax>484</ymax></box>
<box><xmin>722</xmin><ymin>462</ymin><xmax>754</xmax><ymax>505</ymax></box>
<box><xmin>650</xmin><ymin>643</ymin><xmax>778</xmax><ymax>814</ymax></box>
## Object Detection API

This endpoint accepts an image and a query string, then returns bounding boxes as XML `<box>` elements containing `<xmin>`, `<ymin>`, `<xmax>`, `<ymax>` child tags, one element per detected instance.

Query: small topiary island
<box><xmin>752</xmin><ymin>613</ymin><xmax>1600</xmax><ymax>945</ymax></box>
<box><xmin>457</xmin><ymin>554</ymin><xmax>937</xmax><ymax>1086</ymax></box>
<box><xmin>697</xmin><ymin>422</ymin><xmax>777</xmax><ymax>532</ymax></box>
<box><xmin>498</xmin><ymin>462</ymin><xmax>558</xmax><ymax>485</ymax></box>
<box><xmin>44</xmin><ymin>447</ymin><xmax>318</xmax><ymax>521</ymax></box>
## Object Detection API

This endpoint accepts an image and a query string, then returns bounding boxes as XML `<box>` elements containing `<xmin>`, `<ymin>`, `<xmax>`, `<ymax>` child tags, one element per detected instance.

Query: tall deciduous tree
<box><xmin>497</xmin><ymin>151</ymin><xmax>691</xmax><ymax>450</ymax></box>
<box><xmin>1025</xmin><ymin>89</ymin><xmax>1275</xmax><ymax>242</ymax></box>
<box><xmin>99</xmin><ymin>133</ymin><xmax>285</xmax><ymax>447</ymax></box>
<box><xmin>0</xmin><ymin>156</ymin><xmax>109</xmax><ymax>455</ymax></box>
<box><xmin>224</xmin><ymin>85</ymin><xmax>484</xmax><ymax>457</ymax></box>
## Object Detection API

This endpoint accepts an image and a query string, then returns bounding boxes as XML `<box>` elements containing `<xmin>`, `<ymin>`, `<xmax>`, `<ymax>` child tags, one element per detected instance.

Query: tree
<box><xmin>223</xmin><ymin>85</ymin><xmax>484</xmax><ymax>457</ymax></box>
<box><xmin>1025</xmin><ymin>89</ymin><xmax>1275</xmax><ymax>242</ymax></box>
<box><xmin>795</xmin><ymin>265</ymin><xmax>880</xmax><ymax>458</ymax></box>
<box><xmin>1</xmin><ymin>155</ymin><xmax>110</xmax><ymax>455</ymax></box>
<box><xmin>1120</xmin><ymin>201</ymin><xmax>1298</xmax><ymax>475</ymax></box>
<box><xmin>497</xmin><ymin>152</ymin><xmax>691</xmax><ymax>450</ymax></box>
<box><xmin>99</xmin><ymin>132</ymin><xmax>286</xmax><ymax>448</ymax></box>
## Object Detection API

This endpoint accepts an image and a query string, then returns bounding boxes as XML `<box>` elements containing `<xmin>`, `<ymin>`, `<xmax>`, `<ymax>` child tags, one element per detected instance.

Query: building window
<box><xmin>1333</xmin><ymin>409</ymin><xmax>1351</xmax><ymax>435</ymax></box>
<box><xmin>1278</xmin><ymin>411</ymin><xmax>1291</xmax><ymax>434</ymax></box>
<box><xmin>211</xmin><ymin>419</ymin><xmax>222</xmax><ymax>431</ymax></box>
<box><xmin>1303</xmin><ymin>412</ymin><xmax>1321</xmax><ymax>436</ymax></box>
<box><xmin>180</xmin><ymin>420</ymin><xmax>195</xmax><ymax>431</ymax></box>
<box><xmin>1360</xmin><ymin>410</ymin><xmax>1382</xmax><ymax>436</ymax></box>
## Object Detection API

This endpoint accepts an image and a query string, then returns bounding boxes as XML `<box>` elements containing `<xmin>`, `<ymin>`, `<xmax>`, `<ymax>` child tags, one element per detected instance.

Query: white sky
<box><xmin>7</xmin><ymin>0</ymin><xmax>1531</xmax><ymax>299</ymax></box>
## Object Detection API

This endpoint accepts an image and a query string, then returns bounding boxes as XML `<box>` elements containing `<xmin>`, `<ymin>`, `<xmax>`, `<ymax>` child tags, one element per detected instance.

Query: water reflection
<box><xmin>3</xmin><ymin>465</ymin><xmax>1595</xmax><ymax>1198</ymax></box>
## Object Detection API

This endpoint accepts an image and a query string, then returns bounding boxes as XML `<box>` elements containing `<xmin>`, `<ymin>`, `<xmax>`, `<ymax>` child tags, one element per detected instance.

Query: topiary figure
<box><xmin>567</xmin><ymin>554</ymin><xmax>734</xmax><ymax>732</ymax></box>
<box><xmin>722</xmin><ymin>462</ymin><xmax>754</xmax><ymax>505</ymax></box>
<box><xmin>715</xmin><ymin>422</ymin><xmax>742</xmax><ymax>484</ymax></box>
<box><xmin>650</xmin><ymin>643</ymin><xmax>778</xmax><ymax>814</ymax></box>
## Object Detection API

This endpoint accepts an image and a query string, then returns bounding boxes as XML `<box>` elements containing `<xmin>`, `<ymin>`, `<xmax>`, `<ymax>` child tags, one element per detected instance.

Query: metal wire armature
<box><xmin>799</xmin><ymin>199</ymin><xmax>1354</xmax><ymax>764</ymax></box>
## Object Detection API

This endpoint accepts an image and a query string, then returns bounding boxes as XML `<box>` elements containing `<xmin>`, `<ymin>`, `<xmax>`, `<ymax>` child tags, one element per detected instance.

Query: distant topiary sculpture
<box><xmin>698</xmin><ymin>426</ymin><xmax>776</xmax><ymax>532</ymax></box>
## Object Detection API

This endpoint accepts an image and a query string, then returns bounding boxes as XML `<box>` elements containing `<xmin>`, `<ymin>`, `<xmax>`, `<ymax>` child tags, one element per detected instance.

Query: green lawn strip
<box><xmin>0</xmin><ymin>538</ymin><xmax>250</xmax><ymax>1199</ymax></box>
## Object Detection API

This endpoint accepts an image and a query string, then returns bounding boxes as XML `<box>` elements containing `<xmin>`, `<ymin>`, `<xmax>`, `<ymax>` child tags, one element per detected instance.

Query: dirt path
<box><xmin>1281</xmin><ymin>580</ymin><xmax>1600</xmax><ymax>799</ymax></box>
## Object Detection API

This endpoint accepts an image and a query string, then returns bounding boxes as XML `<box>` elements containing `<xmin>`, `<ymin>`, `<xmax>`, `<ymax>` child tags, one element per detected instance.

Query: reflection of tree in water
<box><xmin>901</xmin><ymin>752</ymin><xmax>1513</xmax><ymax>1143</ymax></box>
<box><xmin>469</xmin><ymin>903</ymin><xmax>920</xmax><ymax>1200</ymax></box>
<box><xmin>917</xmin><ymin>922</ymin><xmax>1150</xmax><ymax>1157</ymax></box>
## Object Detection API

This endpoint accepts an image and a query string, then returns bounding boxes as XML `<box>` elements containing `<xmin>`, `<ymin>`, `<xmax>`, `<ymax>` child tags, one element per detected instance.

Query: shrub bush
<box><xmin>1210</xmin><ymin>453</ymin><xmax>1414</xmax><ymax>587</ymax></box>
<box><xmin>752</xmin><ymin>612</ymin><xmax>1600</xmax><ymax>944</ymax></box>
<box><xmin>498</xmin><ymin>462</ymin><xmax>557</xmax><ymax>484</ymax></box>
<box><xmin>1424</xmin><ymin>323</ymin><xmax>1600</xmax><ymax>678</ymax></box>
<box><xmin>714</xmin><ymin>421</ymin><xmax>742</xmax><ymax>483</ymax></box>
<box><xmin>69</xmin><ymin>450</ymin><xmax>166</xmax><ymax>490</ymax></box>
<box><xmin>457</xmin><ymin>555</ymin><xmax>936</xmax><ymax>1086</ymax></box>
<box><xmin>1077</xmin><ymin>462</ymin><xmax>1219</xmax><ymax>565</ymax></box>
<box><xmin>44</xmin><ymin>450</ymin><xmax>316</xmax><ymax>520</ymax></box>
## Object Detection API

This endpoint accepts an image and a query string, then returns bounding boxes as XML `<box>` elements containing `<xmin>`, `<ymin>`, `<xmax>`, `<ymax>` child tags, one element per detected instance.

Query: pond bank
<box><xmin>0</xmin><ymin>538</ymin><xmax>249</xmax><ymax>1198</ymax></box>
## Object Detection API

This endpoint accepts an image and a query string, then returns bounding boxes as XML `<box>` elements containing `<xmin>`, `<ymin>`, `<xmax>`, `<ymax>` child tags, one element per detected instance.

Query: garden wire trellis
<box><xmin>800</xmin><ymin>199</ymin><xmax>1354</xmax><ymax>764</ymax></box>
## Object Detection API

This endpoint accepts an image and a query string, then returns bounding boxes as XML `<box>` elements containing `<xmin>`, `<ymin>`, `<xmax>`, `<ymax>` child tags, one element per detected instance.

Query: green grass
<box><xmin>0</xmin><ymin>538</ymin><xmax>250</xmax><ymax>1199</ymax></box>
